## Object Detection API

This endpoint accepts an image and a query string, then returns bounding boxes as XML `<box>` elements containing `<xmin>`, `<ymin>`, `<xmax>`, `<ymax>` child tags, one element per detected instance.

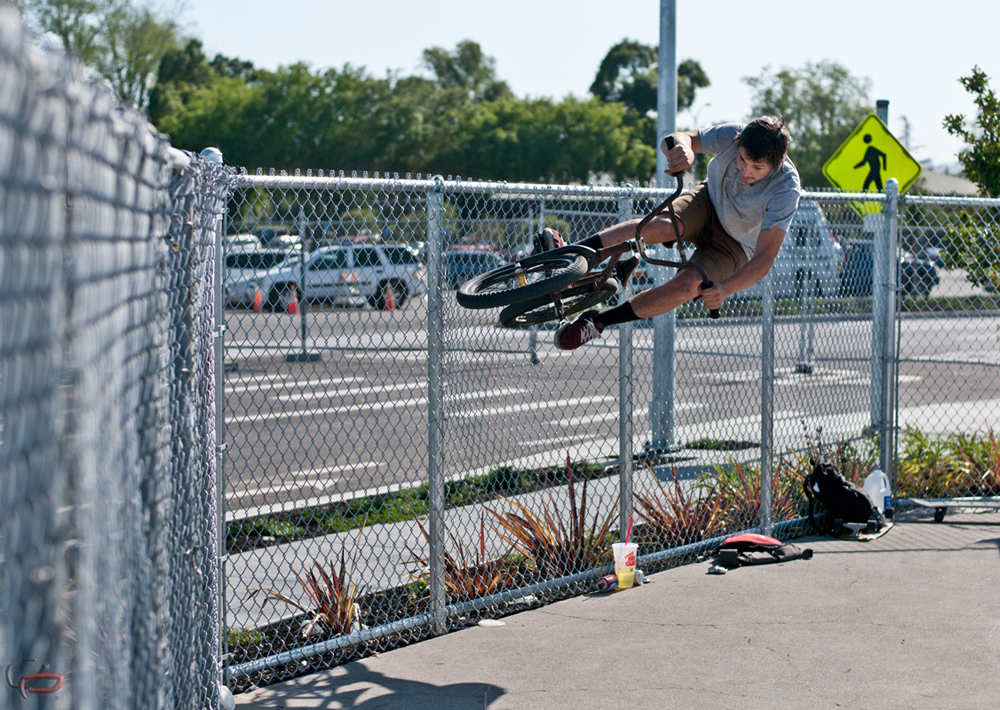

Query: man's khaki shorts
<box><xmin>663</xmin><ymin>182</ymin><xmax>748</xmax><ymax>283</ymax></box>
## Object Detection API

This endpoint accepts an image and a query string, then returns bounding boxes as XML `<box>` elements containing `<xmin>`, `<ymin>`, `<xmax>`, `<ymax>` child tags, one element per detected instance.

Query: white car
<box><xmin>224</xmin><ymin>234</ymin><xmax>260</xmax><ymax>253</ymax></box>
<box><xmin>224</xmin><ymin>244</ymin><xmax>426</xmax><ymax>311</ymax></box>
<box><xmin>741</xmin><ymin>200</ymin><xmax>842</xmax><ymax>299</ymax></box>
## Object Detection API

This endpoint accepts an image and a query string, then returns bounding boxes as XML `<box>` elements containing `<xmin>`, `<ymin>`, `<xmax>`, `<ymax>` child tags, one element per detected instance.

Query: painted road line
<box><xmin>225</xmin><ymin>387</ymin><xmax>529</xmax><ymax>424</ymax></box>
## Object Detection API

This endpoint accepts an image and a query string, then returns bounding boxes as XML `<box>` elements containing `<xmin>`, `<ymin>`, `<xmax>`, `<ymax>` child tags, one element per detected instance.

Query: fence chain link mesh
<box><xmin>3</xmin><ymin>4</ymin><xmax>998</xmax><ymax>698</ymax></box>
<box><xmin>217</xmin><ymin>174</ymin><xmax>926</xmax><ymax>690</ymax></box>
<box><xmin>0</xmin><ymin>7</ymin><xmax>232</xmax><ymax>708</ymax></box>
<box><xmin>894</xmin><ymin>193</ymin><xmax>1000</xmax><ymax>510</ymax></box>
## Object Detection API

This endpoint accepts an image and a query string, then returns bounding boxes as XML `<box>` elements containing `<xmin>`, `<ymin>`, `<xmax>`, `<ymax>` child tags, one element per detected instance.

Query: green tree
<box><xmin>421</xmin><ymin>40</ymin><xmax>512</xmax><ymax>102</ymax></box>
<box><xmin>18</xmin><ymin>0</ymin><xmax>182</xmax><ymax>110</ymax></box>
<box><xmin>16</xmin><ymin>0</ymin><xmax>111</xmax><ymax>65</ymax></box>
<box><xmin>147</xmin><ymin>37</ymin><xmax>211</xmax><ymax>124</ymax></box>
<box><xmin>944</xmin><ymin>66</ymin><xmax>1000</xmax><ymax>198</ymax></box>
<box><xmin>432</xmin><ymin>96</ymin><xmax>654</xmax><ymax>183</ymax></box>
<box><xmin>744</xmin><ymin>60</ymin><xmax>872</xmax><ymax>187</ymax></box>
<box><xmin>590</xmin><ymin>39</ymin><xmax>709</xmax><ymax>115</ymax></box>
<box><xmin>940</xmin><ymin>212</ymin><xmax>998</xmax><ymax>293</ymax></box>
<box><xmin>156</xmin><ymin>42</ymin><xmax>656</xmax><ymax>183</ymax></box>
<box><xmin>95</xmin><ymin>1</ymin><xmax>179</xmax><ymax>109</ymax></box>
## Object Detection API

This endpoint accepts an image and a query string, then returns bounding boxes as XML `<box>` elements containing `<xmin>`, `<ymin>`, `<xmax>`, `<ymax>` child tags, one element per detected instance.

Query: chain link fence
<box><xmin>3</xmin><ymin>6</ymin><xmax>998</xmax><ymax>701</ymax></box>
<box><xmin>0</xmin><ymin>6</ymin><xmax>233</xmax><ymax>708</ymax></box>
<box><xmin>893</xmin><ymin>193</ymin><xmax>1000</xmax><ymax>513</ymax></box>
<box><xmin>218</xmin><ymin>173</ymin><xmax>919</xmax><ymax>690</ymax></box>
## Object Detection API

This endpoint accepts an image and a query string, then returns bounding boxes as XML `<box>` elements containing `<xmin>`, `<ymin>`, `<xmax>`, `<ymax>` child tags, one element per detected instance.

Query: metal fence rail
<box><xmin>0</xmin><ymin>7</ymin><xmax>232</xmax><ymax>708</ymax></box>
<box><xmin>219</xmin><ymin>174</ymin><xmax>906</xmax><ymax>689</ymax></box>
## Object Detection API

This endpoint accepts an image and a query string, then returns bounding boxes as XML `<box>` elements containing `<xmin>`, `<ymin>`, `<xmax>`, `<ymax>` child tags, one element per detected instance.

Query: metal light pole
<box><xmin>649</xmin><ymin>0</ymin><xmax>678</xmax><ymax>452</ymax></box>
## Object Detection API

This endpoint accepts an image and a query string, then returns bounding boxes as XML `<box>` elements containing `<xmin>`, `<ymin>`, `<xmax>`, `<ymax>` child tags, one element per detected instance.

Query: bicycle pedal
<box><xmin>615</xmin><ymin>256</ymin><xmax>639</xmax><ymax>284</ymax></box>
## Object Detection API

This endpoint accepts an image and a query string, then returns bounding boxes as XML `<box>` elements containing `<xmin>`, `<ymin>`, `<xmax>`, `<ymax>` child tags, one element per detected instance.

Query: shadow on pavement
<box><xmin>239</xmin><ymin>662</ymin><xmax>505</xmax><ymax>709</ymax></box>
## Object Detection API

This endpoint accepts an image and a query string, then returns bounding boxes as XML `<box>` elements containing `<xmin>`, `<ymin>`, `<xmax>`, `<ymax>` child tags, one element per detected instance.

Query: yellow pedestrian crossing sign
<box><xmin>822</xmin><ymin>114</ymin><xmax>922</xmax><ymax>193</ymax></box>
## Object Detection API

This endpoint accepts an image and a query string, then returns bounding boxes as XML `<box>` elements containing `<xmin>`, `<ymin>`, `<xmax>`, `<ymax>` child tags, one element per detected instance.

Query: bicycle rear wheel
<box><xmin>456</xmin><ymin>246</ymin><xmax>594</xmax><ymax>310</ymax></box>
<box><xmin>498</xmin><ymin>278</ymin><xmax>620</xmax><ymax>328</ymax></box>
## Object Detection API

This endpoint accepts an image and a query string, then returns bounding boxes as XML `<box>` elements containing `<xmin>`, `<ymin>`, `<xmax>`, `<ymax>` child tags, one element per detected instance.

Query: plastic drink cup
<box><xmin>612</xmin><ymin>542</ymin><xmax>638</xmax><ymax>589</ymax></box>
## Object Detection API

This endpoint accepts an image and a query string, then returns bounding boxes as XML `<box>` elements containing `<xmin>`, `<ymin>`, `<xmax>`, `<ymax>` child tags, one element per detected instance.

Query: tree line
<box><xmin>16</xmin><ymin>0</ymin><xmax>1000</xmax><ymax>193</ymax></box>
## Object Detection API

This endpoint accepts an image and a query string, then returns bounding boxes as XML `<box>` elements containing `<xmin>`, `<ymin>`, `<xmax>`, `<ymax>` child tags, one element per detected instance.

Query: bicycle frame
<box><xmin>559</xmin><ymin>167</ymin><xmax>719</xmax><ymax>320</ymax></box>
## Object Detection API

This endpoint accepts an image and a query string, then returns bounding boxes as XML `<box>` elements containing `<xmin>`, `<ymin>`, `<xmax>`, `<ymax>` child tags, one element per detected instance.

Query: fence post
<box><xmin>214</xmin><ymin>196</ymin><xmax>231</xmax><ymax>691</ymax></box>
<box><xmin>286</xmin><ymin>208</ymin><xmax>320</xmax><ymax>362</ymax></box>
<box><xmin>870</xmin><ymin>201</ymin><xmax>888</xmax><ymax>432</ymax></box>
<box><xmin>880</xmin><ymin>179</ymin><xmax>900</xmax><ymax>480</ymax></box>
<box><xmin>426</xmin><ymin>183</ymin><xmax>447</xmax><ymax>635</ymax></box>
<box><xmin>618</xmin><ymin>193</ymin><xmax>634</xmax><ymax>538</ymax></box>
<box><xmin>760</xmin><ymin>270</ymin><xmax>776</xmax><ymax>535</ymax></box>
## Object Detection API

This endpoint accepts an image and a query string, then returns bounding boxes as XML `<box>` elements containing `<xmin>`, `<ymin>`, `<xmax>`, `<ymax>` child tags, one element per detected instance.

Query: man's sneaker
<box><xmin>532</xmin><ymin>228</ymin><xmax>564</xmax><ymax>255</ymax></box>
<box><xmin>553</xmin><ymin>310</ymin><xmax>604</xmax><ymax>350</ymax></box>
<box><xmin>614</xmin><ymin>255</ymin><xmax>639</xmax><ymax>285</ymax></box>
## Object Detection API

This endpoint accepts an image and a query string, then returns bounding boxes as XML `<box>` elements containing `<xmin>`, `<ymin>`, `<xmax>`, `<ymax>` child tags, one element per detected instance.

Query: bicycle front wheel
<box><xmin>498</xmin><ymin>278</ymin><xmax>620</xmax><ymax>328</ymax></box>
<box><xmin>456</xmin><ymin>246</ymin><xmax>594</xmax><ymax>310</ymax></box>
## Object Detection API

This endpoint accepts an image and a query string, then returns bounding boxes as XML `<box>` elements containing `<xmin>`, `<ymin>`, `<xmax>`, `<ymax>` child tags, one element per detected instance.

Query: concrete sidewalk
<box><xmin>235</xmin><ymin>508</ymin><xmax>1000</xmax><ymax>709</ymax></box>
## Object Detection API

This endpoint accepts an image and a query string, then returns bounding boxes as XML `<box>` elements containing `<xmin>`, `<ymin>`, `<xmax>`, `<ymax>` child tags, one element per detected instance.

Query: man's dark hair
<box><xmin>738</xmin><ymin>115</ymin><xmax>790</xmax><ymax>170</ymax></box>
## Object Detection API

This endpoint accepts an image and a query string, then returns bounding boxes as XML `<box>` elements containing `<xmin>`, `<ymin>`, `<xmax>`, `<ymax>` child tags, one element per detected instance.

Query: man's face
<box><xmin>736</xmin><ymin>147</ymin><xmax>774</xmax><ymax>184</ymax></box>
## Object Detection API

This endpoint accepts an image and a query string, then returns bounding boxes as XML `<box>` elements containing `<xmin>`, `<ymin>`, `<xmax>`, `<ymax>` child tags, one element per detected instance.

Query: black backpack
<box><xmin>803</xmin><ymin>460</ymin><xmax>884</xmax><ymax>536</ymax></box>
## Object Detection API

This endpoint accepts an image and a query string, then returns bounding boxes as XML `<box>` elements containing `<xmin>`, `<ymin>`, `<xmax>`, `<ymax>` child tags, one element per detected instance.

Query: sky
<box><xmin>183</xmin><ymin>0</ymin><xmax>997</xmax><ymax>173</ymax></box>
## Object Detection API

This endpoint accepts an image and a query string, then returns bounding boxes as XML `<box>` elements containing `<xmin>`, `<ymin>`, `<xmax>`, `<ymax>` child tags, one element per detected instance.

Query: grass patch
<box><xmin>228</xmin><ymin>458</ymin><xmax>615</xmax><ymax>553</ymax></box>
<box><xmin>226</xmin><ymin>628</ymin><xmax>266</xmax><ymax>647</ymax></box>
<box><xmin>686</xmin><ymin>438</ymin><xmax>758</xmax><ymax>451</ymax></box>
<box><xmin>673</xmin><ymin>294</ymin><xmax>998</xmax><ymax>320</ymax></box>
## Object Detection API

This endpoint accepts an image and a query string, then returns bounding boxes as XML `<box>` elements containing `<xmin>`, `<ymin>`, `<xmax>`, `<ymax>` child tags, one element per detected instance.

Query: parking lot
<box><xmin>221</xmin><ymin>288</ymin><xmax>999</xmax><ymax>519</ymax></box>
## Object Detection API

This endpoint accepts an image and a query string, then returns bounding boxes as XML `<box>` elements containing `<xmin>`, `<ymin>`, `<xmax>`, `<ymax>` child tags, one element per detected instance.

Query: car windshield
<box><xmin>226</xmin><ymin>253</ymin><xmax>288</xmax><ymax>270</ymax></box>
<box><xmin>385</xmin><ymin>246</ymin><xmax>421</xmax><ymax>265</ymax></box>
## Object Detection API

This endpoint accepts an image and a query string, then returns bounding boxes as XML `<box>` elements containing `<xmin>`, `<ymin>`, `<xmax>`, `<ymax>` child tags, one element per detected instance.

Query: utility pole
<box><xmin>649</xmin><ymin>0</ymin><xmax>678</xmax><ymax>452</ymax></box>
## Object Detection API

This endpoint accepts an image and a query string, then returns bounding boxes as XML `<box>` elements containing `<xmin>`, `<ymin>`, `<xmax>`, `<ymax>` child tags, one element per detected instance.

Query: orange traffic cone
<box><xmin>286</xmin><ymin>285</ymin><xmax>299</xmax><ymax>315</ymax></box>
<box><xmin>383</xmin><ymin>282</ymin><xmax>396</xmax><ymax>311</ymax></box>
<box><xmin>251</xmin><ymin>287</ymin><xmax>263</xmax><ymax>313</ymax></box>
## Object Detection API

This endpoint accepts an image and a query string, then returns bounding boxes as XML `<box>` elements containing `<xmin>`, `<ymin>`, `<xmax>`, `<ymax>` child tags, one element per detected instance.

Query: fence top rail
<box><xmin>235</xmin><ymin>173</ymin><xmax>653</xmax><ymax>198</ymax></box>
<box><xmin>799</xmin><ymin>189</ymin><xmax>888</xmax><ymax>204</ymax></box>
<box><xmin>901</xmin><ymin>193</ymin><xmax>1000</xmax><ymax>209</ymax></box>
<box><xmin>235</xmin><ymin>174</ymin><xmax>896</xmax><ymax>206</ymax></box>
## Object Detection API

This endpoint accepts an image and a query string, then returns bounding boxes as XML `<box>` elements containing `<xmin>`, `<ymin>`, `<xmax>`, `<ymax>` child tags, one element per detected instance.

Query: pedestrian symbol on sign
<box><xmin>822</xmin><ymin>114</ymin><xmax>922</xmax><ymax>195</ymax></box>
<box><xmin>854</xmin><ymin>134</ymin><xmax>887</xmax><ymax>191</ymax></box>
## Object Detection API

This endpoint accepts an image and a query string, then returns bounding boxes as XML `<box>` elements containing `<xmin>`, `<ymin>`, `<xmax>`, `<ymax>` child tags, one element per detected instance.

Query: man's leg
<box><xmin>584</xmin><ymin>215</ymin><xmax>685</xmax><ymax>250</ymax></box>
<box><xmin>552</xmin><ymin>269</ymin><xmax>702</xmax><ymax>350</ymax></box>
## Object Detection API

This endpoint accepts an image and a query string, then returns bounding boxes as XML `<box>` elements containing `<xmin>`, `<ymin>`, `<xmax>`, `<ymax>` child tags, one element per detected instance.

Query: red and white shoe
<box><xmin>553</xmin><ymin>310</ymin><xmax>604</xmax><ymax>350</ymax></box>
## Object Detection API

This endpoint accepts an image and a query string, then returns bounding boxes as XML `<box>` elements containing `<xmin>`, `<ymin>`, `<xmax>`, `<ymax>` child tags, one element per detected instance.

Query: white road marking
<box><xmin>225</xmin><ymin>386</ymin><xmax>528</xmax><ymax>424</ymax></box>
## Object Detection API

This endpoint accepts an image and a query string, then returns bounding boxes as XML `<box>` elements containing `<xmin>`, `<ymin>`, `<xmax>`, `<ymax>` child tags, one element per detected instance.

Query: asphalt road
<box><xmin>220</xmin><ymin>289</ymin><xmax>999</xmax><ymax>520</ymax></box>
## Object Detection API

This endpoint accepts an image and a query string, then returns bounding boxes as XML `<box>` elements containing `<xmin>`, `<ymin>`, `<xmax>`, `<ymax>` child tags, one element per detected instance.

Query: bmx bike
<box><xmin>455</xmin><ymin>137</ymin><xmax>720</xmax><ymax>327</ymax></box>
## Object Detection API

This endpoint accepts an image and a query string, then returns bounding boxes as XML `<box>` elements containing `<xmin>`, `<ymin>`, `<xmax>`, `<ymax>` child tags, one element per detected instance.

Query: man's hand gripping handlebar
<box><xmin>632</xmin><ymin>136</ymin><xmax>721</xmax><ymax>319</ymax></box>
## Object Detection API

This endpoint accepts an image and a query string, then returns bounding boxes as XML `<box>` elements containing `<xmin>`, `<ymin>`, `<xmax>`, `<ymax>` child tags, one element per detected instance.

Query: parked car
<box><xmin>224</xmin><ymin>233</ymin><xmax>260</xmax><ymax>253</ymax></box>
<box><xmin>225</xmin><ymin>243</ymin><xmax>426</xmax><ymax>311</ymax></box>
<box><xmin>838</xmin><ymin>241</ymin><xmax>940</xmax><ymax>298</ymax></box>
<box><xmin>443</xmin><ymin>250</ymin><xmax>506</xmax><ymax>289</ymax></box>
<box><xmin>839</xmin><ymin>240</ymin><xmax>874</xmax><ymax>297</ymax></box>
<box><xmin>918</xmin><ymin>246</ymin><xmax>944</xmax><ymax>268</ymax></box>
<box><xmin>900</xmin><ymin>252</ymin><xmax>940</xmax><ymax>296</ymax></box>
<box><xmin>740</xmin><ymin>199</ymin><xmax>842</xmax><ymax>299</ymax></box>
<box><xmin>224</xmin><ymin>250</ymin><xmax>296</xmax><ymax>307</ymax></box>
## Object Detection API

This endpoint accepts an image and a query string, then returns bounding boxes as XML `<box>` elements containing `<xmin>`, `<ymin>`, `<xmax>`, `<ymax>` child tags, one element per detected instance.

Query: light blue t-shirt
<box><xmin>699</xmin><ymin>123</ymin><xmax>801</xmax><ymax>257</ymax></box>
